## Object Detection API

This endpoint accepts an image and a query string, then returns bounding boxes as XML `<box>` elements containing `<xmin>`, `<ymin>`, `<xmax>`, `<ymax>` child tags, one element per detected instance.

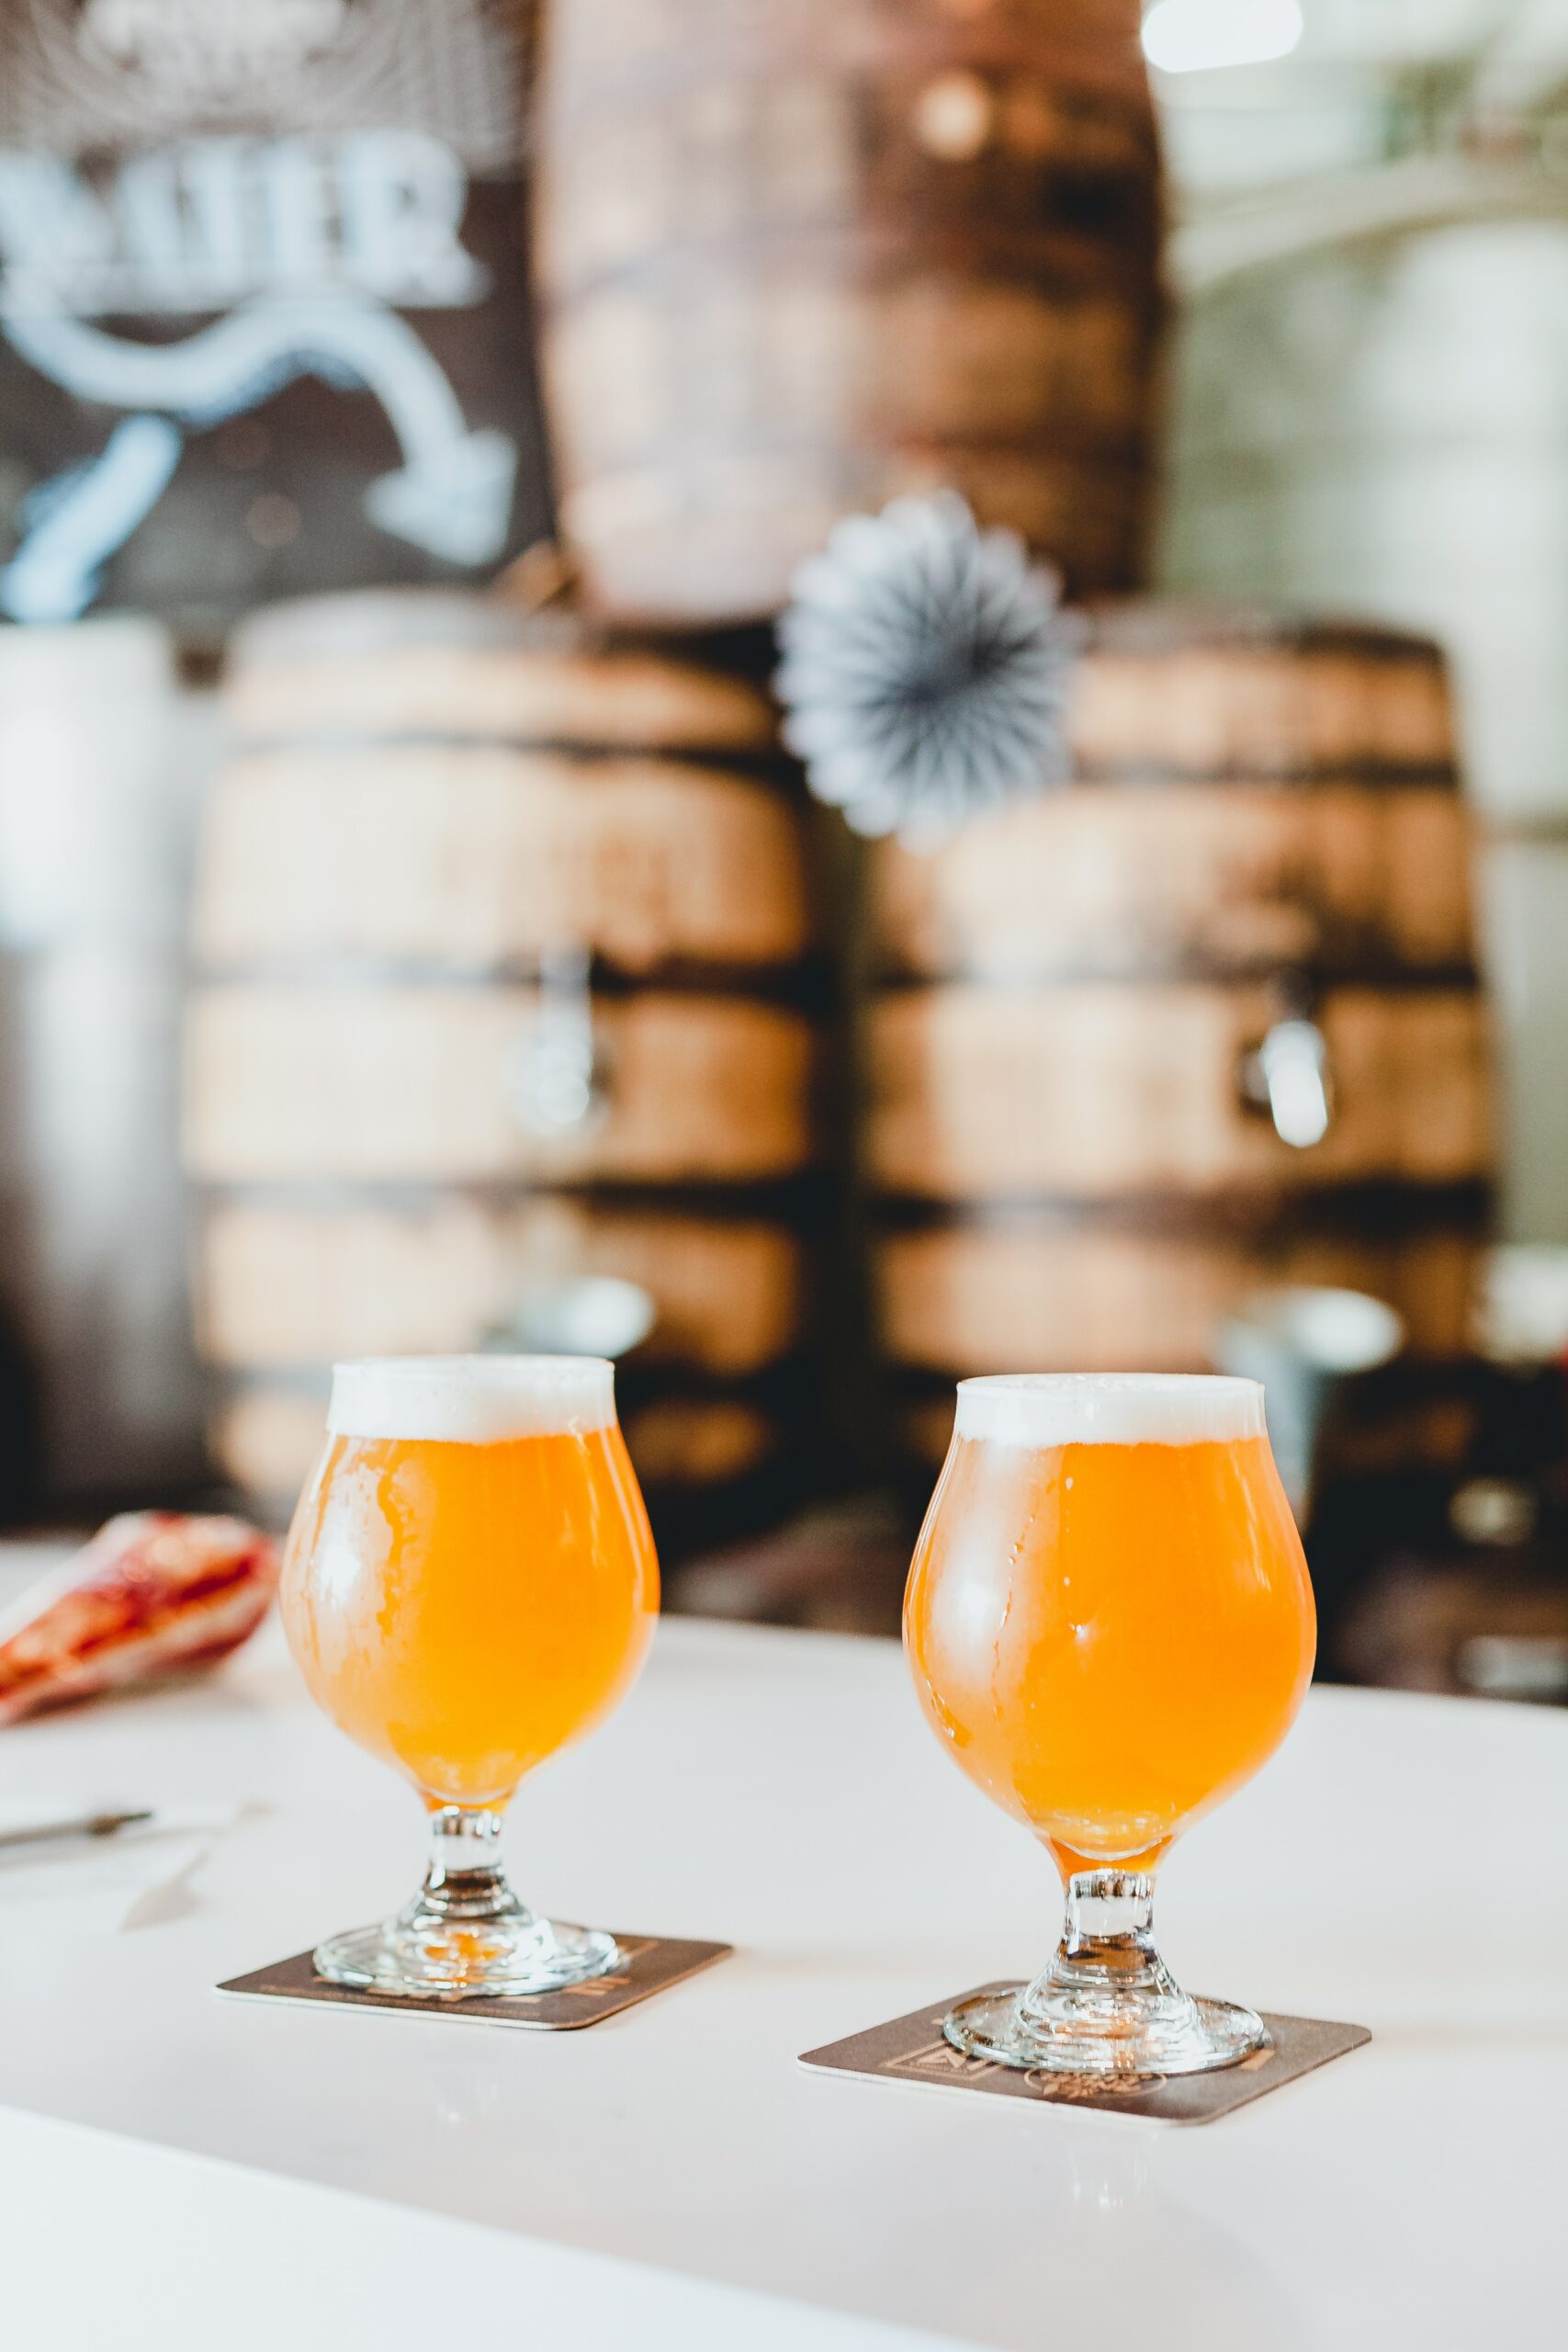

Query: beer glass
<box><xmin>905</xmin><ymin>1374</ymin><xmax>1314</xmax><ymax>2076</ymax></box>
<box><xmin>282</xmin><ymin>1355</ymin><xmax>658</xmax><ymax>2000</ymax></box>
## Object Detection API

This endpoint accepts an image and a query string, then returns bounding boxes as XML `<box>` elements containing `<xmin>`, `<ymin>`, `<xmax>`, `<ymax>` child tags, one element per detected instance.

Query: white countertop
<box><xmin>0</xmin><ymin>1607</ymin><xmax>1562</xmax><ymax>2350</ymax></box>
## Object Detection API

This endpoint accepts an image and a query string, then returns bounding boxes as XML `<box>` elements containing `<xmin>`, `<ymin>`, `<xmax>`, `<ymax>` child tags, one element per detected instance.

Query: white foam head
<box><xmin>328</xmin><ymin>1355</ymin><xmax>615</xmax><ymax>1443</ymax></box>
<box><xmin>954</xmin><ymin>1374</ymin><xmax>1265</xmax><ymax>1449</ymax></box>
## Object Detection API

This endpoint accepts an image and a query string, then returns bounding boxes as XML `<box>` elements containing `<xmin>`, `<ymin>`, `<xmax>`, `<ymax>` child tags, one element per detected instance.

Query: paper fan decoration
<box><xmin>775</xmin><ymin>492</ymin><xmax>1083</xmax><ymax>845</ymax></box>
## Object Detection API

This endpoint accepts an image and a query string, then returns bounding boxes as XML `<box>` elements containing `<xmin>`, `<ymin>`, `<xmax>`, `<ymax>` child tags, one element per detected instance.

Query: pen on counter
<box><xmin>0</xmin><ymin>1809</ymin><xmax>154</xmax><ymax>1853</ymax></box>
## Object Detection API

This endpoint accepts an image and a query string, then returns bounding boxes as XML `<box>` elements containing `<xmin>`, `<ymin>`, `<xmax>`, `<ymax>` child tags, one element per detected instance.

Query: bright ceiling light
<box><xmin>1142</xmin><ymin>0</ymin><xmax>1304</xmax><ymax>74</ymax></box>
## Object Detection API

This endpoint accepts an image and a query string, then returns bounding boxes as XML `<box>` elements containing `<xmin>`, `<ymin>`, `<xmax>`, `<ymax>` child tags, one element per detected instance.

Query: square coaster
<box><xmin>801</xmin><ymin>1984</ymin><xmax>1370</xmax><ymax>2123</ymax></box>
<box><xmin>218</xmin><ymin>1931</ymin><xmax>731</xmax><ymax>2030</ymax></box>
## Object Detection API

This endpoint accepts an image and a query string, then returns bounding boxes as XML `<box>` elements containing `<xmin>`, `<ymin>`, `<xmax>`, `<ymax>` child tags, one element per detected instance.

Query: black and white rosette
<box><xmin>775</xmin><ymin>492</ymin><xmax>1083</xmax><ymax>847</ymax></box>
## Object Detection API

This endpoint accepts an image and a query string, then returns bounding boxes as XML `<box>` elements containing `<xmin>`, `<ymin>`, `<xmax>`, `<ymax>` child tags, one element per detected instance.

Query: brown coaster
<box><xmin>801</xmin><ymin>1984</ymin><xmax>1370</xmax><ymax>2124</ymax></box>
<box><xmin>218</xmin><ymin>1932</ymin><xmax>730</xmax><ymax>2030</ymax></box>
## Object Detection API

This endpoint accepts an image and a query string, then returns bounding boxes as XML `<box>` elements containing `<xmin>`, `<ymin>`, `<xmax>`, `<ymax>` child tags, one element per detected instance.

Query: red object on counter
<box><xmin>0</xmin><ymin>1513</ymin><xmax>280</xmax><ymax>1726</ymax></box>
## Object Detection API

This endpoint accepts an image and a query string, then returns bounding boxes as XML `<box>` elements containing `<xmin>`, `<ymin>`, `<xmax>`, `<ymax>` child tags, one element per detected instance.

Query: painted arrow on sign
<box><xmin>0</xmin><ymin>288</ymin><xmax>518</xmax><ymax>615</ymax></box>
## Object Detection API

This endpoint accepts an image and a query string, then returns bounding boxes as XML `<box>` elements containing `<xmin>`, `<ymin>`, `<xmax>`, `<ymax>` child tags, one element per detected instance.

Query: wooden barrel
<box><xmin>533</xmin><ymin>0</ymin><xmax>1162</xmax><ymax>623</ymax></box>
<box><xmin>187</xmin><ymin>590</ymin><xmax>818</xmax><ymax>1526</ymax></box>
<box><xmin>864</xmin><ymin>606</ymin><xmax>1494</xmax><ymax>1415</ymax></box>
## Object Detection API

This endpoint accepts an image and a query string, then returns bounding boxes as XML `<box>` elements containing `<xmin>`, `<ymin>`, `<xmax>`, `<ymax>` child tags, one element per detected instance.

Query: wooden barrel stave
<box><xmin>876</xmin><ymin>1214</ymin><xmax>1482</xmax><ymax>1374</ymax></box>
<box><xmin>186</xmin><ymin>984</ymin><xmax>817</xmax><ymax>1187</ymax></box>
<box><xmin>196</xmin><ymin>748</ymin><xmax>812</xmax><ymax>977</ymax></box>
<box><xmin>541</xmin><ymin>106</ymin><xmax>1160</xmax><ymax>299</ymax></box>
<box><xmin>557</xmin><ymin>444</ymin><xmax>1146</xmax><ymax>626</ymax></box>
<box><xmin>197</xmin><ymin>1194</ymin><xmax>805</xmax><ymax>1376</ymax></box>
<box><xmin>546</xmin><ymin>272</ymin><xmax>1156</xmax><ymax>469</ymax></box>
<box><xmin>872</xmin><ymin>783</ymin><xmax>1474</xmax><ymax>982</ymax></box>
<box><xmin>224</xmin><ymin>594</ymin><xmax>777</xmax><ymax>752</ymax></box>
<box><xmin>867</xmin><ymin>982</ymin><xmax>1491</xmax><ymax>1201</ymax></box>
<box><xmin>541</xmin><ymin>1</ymin><xmax>1157</xmax><ymax>115</ymax></box>
<box><xmin>1066</xmin><ymin>610</ymin><xmax>1458</xmax><ymax>778</ymax></box>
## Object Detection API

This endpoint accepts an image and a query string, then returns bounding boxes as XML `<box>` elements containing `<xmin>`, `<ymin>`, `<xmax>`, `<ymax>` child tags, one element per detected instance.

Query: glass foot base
<box><xmin>945</xmin><ymin>1983</ymin><xmax>1268</xmax><ymax>2079</ymax></box>
<box><xmin>315</xmin><ymin>1912</ymin><xmax>620</xmax><ymax>2004</ymax></box>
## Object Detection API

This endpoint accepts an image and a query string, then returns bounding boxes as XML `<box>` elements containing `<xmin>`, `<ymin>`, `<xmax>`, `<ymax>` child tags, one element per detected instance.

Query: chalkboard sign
<box><xmin>0</xmin><ymin>0</ymin><xmax>550</xmax><ymax>630</ymax></box>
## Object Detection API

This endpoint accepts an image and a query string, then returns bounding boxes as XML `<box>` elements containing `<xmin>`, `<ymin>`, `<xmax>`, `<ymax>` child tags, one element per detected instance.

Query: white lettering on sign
<box><xmin>0</xmin><ymin>126</ymin><xmax>515</xmax><ymax>616</ymax></box>
<box><xmin>0</xmin><ymin>130</ymin><xmax>488</xmax><ymax>315</ymax></box>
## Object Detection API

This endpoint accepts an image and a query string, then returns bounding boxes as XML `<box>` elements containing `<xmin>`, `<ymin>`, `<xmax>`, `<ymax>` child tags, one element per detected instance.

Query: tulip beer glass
<box><xmin>905</xmin><ymin>1374</ymin><xmax>1315</xmax><ymax>2075</ymax></box>
<box><xmin>282</xmin><ymin>1355</ymin><xmax>658</xmax><ymax>2000</ymax></box>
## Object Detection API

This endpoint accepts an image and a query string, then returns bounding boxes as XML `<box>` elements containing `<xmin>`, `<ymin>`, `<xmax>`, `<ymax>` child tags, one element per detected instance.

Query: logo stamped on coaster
<box><xmin>219</xmin><ymin>1932</ymin><xmax>731</xmax><ymax>2030</ymax></box>
<box><xmin>801</xmin><ymin>1984</ymin><xmax>1370</xmax><ymax>2123</ymax></box>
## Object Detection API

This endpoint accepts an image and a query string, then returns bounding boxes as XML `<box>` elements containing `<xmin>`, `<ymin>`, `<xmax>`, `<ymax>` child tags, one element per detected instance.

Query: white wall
<box><xmin>1157</xmin><ymin>216</ymin><xmax>1568</xmax><ymax>1238</ymax></box>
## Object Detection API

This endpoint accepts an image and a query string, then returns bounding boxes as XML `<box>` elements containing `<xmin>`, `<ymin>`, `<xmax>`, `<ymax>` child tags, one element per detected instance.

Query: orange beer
<box><xmin>285</xmin><ymin>1424</ymin><xmax>656</xmax><ymax>1808</ymax></box>
<box><xmin>906</xmin><ymin>1375</ymin><xmax>1314</xmax><ymax>1878</ymax></box>
<box><xmin>281</xmin><ymin>1355</ymin><xmax>657</xmax><ymax>1998</ymax></box>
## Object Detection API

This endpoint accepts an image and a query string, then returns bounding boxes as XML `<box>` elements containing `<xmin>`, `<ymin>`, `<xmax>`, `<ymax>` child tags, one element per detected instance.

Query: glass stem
<box><xmin>410</xmin><ymin>1805</ymin><xmax>528</xmax><ymax>1929</ymax></box>
<box><xmin>1029</xmin><ymin>1870</ymin><xmax>1183</xmax><ymax>2010</ymax></box>
<box><xmin>1066</xmin><ymin>1870</ymin><xmax>1156</xmax><ymax>1966</ymax></box>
